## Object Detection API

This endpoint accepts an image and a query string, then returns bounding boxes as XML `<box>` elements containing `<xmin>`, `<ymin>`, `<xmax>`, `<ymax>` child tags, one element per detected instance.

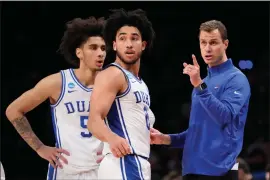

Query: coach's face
<box><xmin>199</xmin><ymin>29</ymin><xmax>228</xmax><ymax>67</ymax></box>
<box><xmin>113</xmin><ymin>26</ymin><xmax>146</xmax><ymax>65</ymax></box>
<box><xmin>76</xmin><ymin>36</ymin><xmax>106</xmax><ymax>71</ymax></box>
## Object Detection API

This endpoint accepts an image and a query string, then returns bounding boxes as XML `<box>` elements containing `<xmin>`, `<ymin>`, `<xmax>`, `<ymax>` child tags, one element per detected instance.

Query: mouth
<box><xmin>125</xmin><ymin>50</ymin><xmax>135</xmax><ymax>55</ymax></box>
<box><xmin>96</xmin><ymin>60</ymin><xmax>104</xmax><ymax>67</ymax></box>
<box><xmin>205</xmin><ymin>55</ymin><xmax>213</xmax><ymax>60</ymax></box>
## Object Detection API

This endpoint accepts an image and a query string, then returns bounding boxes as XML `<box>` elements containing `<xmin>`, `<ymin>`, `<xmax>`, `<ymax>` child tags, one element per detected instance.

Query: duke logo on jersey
<box><xmin>64</xmin><ymin>101</ymin><xmax>90</xmax><ymax>114</ymax></box>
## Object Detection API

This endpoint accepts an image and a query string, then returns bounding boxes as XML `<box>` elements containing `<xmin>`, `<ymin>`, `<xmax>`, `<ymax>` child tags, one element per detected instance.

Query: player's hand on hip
<box><xmin>108</xmin><ymin>134</ymin><xmax>131</xmax><ymax>158</ymax></box>
<box><xmin>36</xmin><ymin>145</ymin><xmax>70</xmax><ymax>169</ymax></box>
<box><xmin>150</xmin><ymin>128</ymin><xmax>164</xmax><ymax>145</ymax></box>
<box><xmin>183</xmin><ymin>54</ymin><xmax>203</xmax><ymax>87</ymax></box>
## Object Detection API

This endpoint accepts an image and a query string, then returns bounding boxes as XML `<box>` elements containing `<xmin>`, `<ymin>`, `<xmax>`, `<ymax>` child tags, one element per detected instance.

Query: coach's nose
<box><xmin>205</xmin><ymin>44</ymin><xmax>212</xmax><ymax>53</ymax></box>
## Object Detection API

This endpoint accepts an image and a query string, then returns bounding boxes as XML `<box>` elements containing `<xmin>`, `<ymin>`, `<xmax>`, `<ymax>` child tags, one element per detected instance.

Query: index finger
<box><xmin>192</xmin><ymin>54</ymin><xmax>199</xmax><ymax>68</ymax></box>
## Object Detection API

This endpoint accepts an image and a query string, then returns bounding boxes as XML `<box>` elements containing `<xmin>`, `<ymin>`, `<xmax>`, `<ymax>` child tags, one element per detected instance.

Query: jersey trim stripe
<box><xmin>106</xmin><ymin>101</ymin><xmax>130</xmax><ymax>148</ymax></box>
<box><xmin>116</xmin><ymin>80</ymin><xmax>131</xmax><ymax>99</ymax></box>
<box><xmin>134</xmin><ymin>156</ymin><xmax>144</xmax><ymax>179</ymax></box>
<box><xmin>120</xmin><ymin>155</ymin><xmax>143</xmax><ymax>180</ymax></box>
<box><xmin>47</xmin><ymin>164</ymin><xmax>57</xmax><ymax>180</ymax></box>
<box><xmin>50</xmin><ymin>70</ymin><xmax>66</xmax><ymax>108</ymax></box>
<box><xmin>115</xmin><ymin>99</ymin><xmax>134</xmax><ymax>153</ymax></box>
<box><xmin>69</xmin><ymin>69</ymin><xmax>92</xmax><ymax>92</ymax></box>
<box><xmin>120</xmin><ymin>157</ymin><xmax>127</xmax><ymax>180</ymax></box>
<box><xmin>47</xmin><ymin>107</ymin><xmax>62</xmax><ymax>180</ymax></box>
<box><xmin>107</xmin><ymin>99</ymin><xmax>135</xmax><ymax>154</ymax></box>
<box><xmin>51</xmin><ymin>107</ymin><xmax>62</xmax><ymax>148</ymax></box>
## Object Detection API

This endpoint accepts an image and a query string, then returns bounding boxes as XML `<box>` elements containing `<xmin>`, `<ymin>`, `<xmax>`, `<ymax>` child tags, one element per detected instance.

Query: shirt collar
<box><xmin>207</xmin><ymin>58</ymin><xmax>233</xmax><ymax>77</ymax></box>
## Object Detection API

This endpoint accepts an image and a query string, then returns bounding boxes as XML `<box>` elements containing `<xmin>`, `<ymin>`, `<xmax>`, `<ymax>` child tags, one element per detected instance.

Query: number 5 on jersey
<box><xmin>80</xmin><ymin>116</ymin><xmax>92</xmax><ymax>138</ymax></box>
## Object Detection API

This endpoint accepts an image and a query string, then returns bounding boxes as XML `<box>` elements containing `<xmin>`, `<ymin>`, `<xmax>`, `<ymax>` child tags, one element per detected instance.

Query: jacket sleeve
<box><xmin>168</xmin><ymin>130</ymin><xmax>187</xmax><ymax>148</ymax></box>
<box><xmin>194</xmin><ymin>73</ymin><xmax>251</xmax><ymax>126</ymax></box>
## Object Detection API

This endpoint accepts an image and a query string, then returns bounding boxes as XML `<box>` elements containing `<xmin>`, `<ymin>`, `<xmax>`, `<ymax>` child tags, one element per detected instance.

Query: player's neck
<box><xmin>73</xmin><ymin>68</ymin><xmax>97</xmax><ymax>88</ymax></box>
<box><xmin>115</xmin><ymin>58</ymin><xmax>140</xmax><ymax>77</ymax></box>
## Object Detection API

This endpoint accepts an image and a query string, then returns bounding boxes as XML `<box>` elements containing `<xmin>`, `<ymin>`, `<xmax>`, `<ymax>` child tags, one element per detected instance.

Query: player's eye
<box><xmin>119</xmin><ymin>36</ymin><xmax>125</xmax><ymax>41</ymax></box>
<box><xmin>89</xmin><ymin>45</ymin><xmax>98</xmax><ymax>50</ymax></box>
<box><xmin>101</xmin><ymin>46</ymin><xmax>106</xmax><ymax>51</ymax></box>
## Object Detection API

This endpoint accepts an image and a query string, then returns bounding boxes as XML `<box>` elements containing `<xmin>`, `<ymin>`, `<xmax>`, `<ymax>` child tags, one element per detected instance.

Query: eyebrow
<box><xmin>118</xmin><ymin>32</ymin><xmax>140</xmax><ymax>37</ymax></box>
<box><xmin>88</xmin><ymin>44</ymin><xmax>97</xmax><ymax>47</ymax></box>
<box><xmin>200</xmin><ymin>38</ymin><xmax>219</xmax><ymax>41</ymax></box>
<box><xmin>88</xmin><ymin>44</ymin><xmax>105</xmax><ymax>47</ymax></box>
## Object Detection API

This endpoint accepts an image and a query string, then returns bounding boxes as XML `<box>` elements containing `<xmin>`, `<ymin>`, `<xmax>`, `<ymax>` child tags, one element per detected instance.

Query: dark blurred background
<box><xmin>1</xmin><ymin>1</ymin><xmax>269</xmax><ymax>180</ymax></box>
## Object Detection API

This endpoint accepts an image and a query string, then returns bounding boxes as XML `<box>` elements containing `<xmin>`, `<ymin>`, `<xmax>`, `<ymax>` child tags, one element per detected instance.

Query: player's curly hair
<box><xmin>103</xmin><ymin>8</ymin><xmax>155</xmax><ymax>53</ymax></box>
<box><xmin>58</xmin><ymin>16</ymin><xmax>105</xmax><ymax>67</ymax></box>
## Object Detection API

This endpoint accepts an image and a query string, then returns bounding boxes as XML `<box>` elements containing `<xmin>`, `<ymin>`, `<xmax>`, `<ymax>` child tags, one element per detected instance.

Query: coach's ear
<box><xmin>113</xmin><ymin>41</ymin><xmax>116</xmax><ymax>51</ymax></box>
<box><xmin>224</xmin><ymin>39</ymin><xmax>229</xmax><ymax>50</ymax></box>
<box><xmin>76</xmin><ymin>48</ymin><xmax>83</xmax><ymax>59</ymax></box>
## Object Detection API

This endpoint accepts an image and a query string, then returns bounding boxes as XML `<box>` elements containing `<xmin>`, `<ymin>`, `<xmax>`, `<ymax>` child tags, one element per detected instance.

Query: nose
<box><xmin>125</xmin><ymin>39</ymin><xmax>133</xmax><ymax>48</ymax></box>
<box><xmin>205</xmin><ymin>44</ymin><xmax>212</xmax><ymax>52</ymax></box>
<box><xmin>97</xmin><ymin>48</ymin><xmax>105</xmax><ymax>58</ymax></box>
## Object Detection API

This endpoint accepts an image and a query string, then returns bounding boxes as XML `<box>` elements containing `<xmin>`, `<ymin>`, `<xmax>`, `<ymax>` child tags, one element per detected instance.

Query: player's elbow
<box><xmin>5</xmin><ymin>104</ymin><xmax>21</xmax><ymax>121</ymax></box>
<box><xmin>5</xmin><ymin>106</ymin><xmax>12</xmax><ymax>120</ymax></box>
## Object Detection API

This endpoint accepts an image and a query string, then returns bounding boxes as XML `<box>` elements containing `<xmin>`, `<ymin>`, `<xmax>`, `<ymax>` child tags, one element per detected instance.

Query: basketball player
<box><xmin>87</xmin><ymin>8</ymin><xmax>156</xmax><ymax>179</ymax></box>
<box><xmin>5</xmin><ymin>16</ymin><xmax>106</xmax><ymax>179</ymax></box>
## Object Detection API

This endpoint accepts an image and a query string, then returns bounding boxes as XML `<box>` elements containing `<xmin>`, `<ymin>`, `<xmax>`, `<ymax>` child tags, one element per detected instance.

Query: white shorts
<box><xmin>47</xmin><ymin>165</ymin><xmax>98</xmax><ymax>180</ymax></box>
<box><xmin>98</xmin><ymin>153</ymin><xmax>151</xmax><ymax>180</ymax></box>
<box><xmin>1</xmin><ymin>162</ymin><xmax>5</xmax><ymax>180</ymax></box>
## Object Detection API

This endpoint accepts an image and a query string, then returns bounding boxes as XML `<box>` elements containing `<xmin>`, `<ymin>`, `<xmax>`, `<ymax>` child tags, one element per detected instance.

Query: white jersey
<box><xmin>103</xmin><ymin>63</ymin><xmax>155</xmax><ymax>158</ymax></box>
<box><xmin>48</xmin><ymin>68</ymin><xmax>103</xmax><ymax>175</ymax></box>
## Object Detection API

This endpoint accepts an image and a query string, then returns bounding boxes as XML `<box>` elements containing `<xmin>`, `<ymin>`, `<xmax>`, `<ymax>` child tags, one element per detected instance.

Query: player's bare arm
<box><xmin>6</xmin><ymin>73</ymin><xmax>70</xmax><ymax>168</ymax></box>
<box><xmin>88</xmin><ymin>66</ymin><xmax>131</xmax><ymax>157</ymax></box>
<box><xmin>88</xmin><ymin>67</ymin><xmax>125</xmax><ymax>141</ymax></box>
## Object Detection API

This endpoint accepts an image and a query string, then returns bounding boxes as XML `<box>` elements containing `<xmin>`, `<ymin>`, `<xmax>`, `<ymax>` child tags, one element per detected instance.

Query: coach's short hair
<box><xmin>103</xmin><ymin>8</ymin><xmax>155</xmax><ymax>52</ymax></box>
<box><xmin>58</xmin><ymin>16</ymin><xmax>105</xmax><ymax>67</ymax></box>
<box><xmin>199</xmin><ymin>20</ymin><xmax>227</xmax><ymax>41</ymax></box>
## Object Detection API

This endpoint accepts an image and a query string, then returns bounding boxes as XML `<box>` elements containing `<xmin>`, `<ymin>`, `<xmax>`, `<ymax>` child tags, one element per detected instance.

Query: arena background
<box><xmin>1</xmin><ymin>1</ymin><xmax>269</xmax><ymax>180</ymax></box>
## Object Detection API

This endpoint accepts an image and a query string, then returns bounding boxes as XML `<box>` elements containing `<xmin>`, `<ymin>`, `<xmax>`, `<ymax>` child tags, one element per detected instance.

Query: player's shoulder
<box><xmin>37</xmin><ymin>71</ymin><xmax>64</xmax><ymax>90</ymax></box>
<box><xmin>98</xmin><ymin>64</ymin><xmax>125</xmax><ymax>81</ymax></box>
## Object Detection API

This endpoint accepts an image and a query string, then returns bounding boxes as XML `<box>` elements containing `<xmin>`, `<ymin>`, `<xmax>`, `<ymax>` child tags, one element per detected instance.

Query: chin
<box><xmin>204</xmin><ymin>59</ymin><xmax>218</xmax><ymax>66</ymax></box>
<box><xmin>123</xmin><ymin>58</ymin><xmax>139</xmax><ymax>65</ymax></box>
<box><xmin>203</xmin><ymin>59</ymin><xmax>212</xmax><ymax>64</ymax></box>
<box><xmin>95</xmin><ymin>67</ymin><xmax>103</xmax><ymax>71</ymax></box>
